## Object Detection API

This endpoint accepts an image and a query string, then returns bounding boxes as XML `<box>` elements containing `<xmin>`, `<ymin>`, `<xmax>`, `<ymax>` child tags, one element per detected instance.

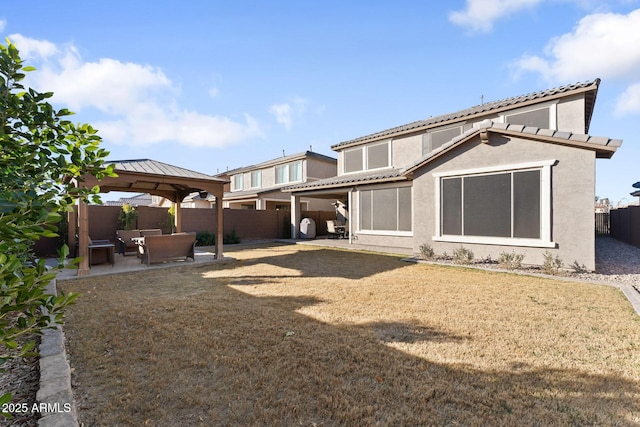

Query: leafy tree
<box><xmin>0</xmin><ymin>39</ymin><xmax>115</xmax><ymax>407</ymax></box>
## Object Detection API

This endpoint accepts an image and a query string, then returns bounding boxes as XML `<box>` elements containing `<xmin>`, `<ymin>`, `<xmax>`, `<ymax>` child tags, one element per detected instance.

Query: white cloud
<box><xmin>269</xmin><ymin>103</ymin><xmax>294</xmax><ymax>130</ymax></box>
<box><xmin>9</xmin><ymin>34</ymin><xmax>264</xmax><ymax>147</ymax></box>
<box><xmin>0</xmin><ymin>19</ymin><xmax>6</xmax><ymax>32</ymax></box>
<box><xmin>269</xmin><ymin>96</ymin><xmax>309</xmax><ymax>130</ymax></box>
<box><xmin>449</xmin><ymin>0</ymin><xmax>545</xmax><ymax>33</ymax></box>
<box><xmin>8</xmin><ymin>33</ymin><xmax>58</xmax><ymax>59</ymax></box>
<box><xmin>614</xmin><ymin>82</ymin><xmax>640</xmax><ymax>116</ymax></box>
<box><xmin>511</xmin><ymin>9</ymin><xmax>640</xmax><ymax>114</ymax></box>
<box><xmin>512</xmin><ymin>9</ymin><xmax>640</xmax><ymax>81</ymax></box>
<box><xmin>208</xmin><ymin>87</ymin><xmax>220</xmax><ymax>98</ymax></box>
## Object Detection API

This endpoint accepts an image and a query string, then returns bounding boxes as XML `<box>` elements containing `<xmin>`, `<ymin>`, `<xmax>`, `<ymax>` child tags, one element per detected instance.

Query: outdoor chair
<box><xmin>326</xmin><ymin>220</ymin><xmax>346</xmax><ymax>239</ymax></box>
<box><xmin>116</xmin><ymin>229</ymin><xmax>141</xmax><ymax>256</ymax></box>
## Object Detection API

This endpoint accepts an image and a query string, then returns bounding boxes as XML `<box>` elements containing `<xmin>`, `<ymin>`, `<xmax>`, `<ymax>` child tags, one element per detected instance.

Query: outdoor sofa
<box><xmin>116</xmin><ymin>229</ymin><xmax>162</xmax><ymax>255</ymax></box>
<box><xmin>139</xmin><ymin>232</ymin><xmax>196</xmax><ymax>266</ymax></box>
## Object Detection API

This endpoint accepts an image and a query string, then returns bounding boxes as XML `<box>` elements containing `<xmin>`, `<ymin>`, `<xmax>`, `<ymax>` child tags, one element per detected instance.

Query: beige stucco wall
<box><xmin>412</xmin><ymin>133</ymin><xmax>596</xmax><ymax>270</ymax></box>
<box><xmin>306</xmin><ymin>158</ymin><xmax>337</xmax><ymax>180</ymax></box>
<box><xmin>392</xmin><ymin>134</ymin><xmax>422</xmax><ymax>168</ymax></box>
<box><xmin>557</xmin><ymin>94</ymin><xmax>587</xmax><ymax>133</ymax></box>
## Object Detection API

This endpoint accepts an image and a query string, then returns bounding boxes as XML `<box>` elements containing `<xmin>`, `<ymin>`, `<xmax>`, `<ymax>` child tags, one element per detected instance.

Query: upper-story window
<box><xmin>232</xmin><ymin>174</ymin><xmax>243</xmax><ymax>191</ymax></box>
<box><xmin>250</xmin><ymin>170</ymin><xmax>261</xmax><ymax>188</ymax></box>
<box><xmin>422</xmin><ymin>123</ymin><xmax>476</xmax><ymax>156</ymax></box>
<box><xmin>343</xmin><ymin>140</ymin><xmax>390</xmax><ymax>174</ymax></box>
<box><xmin>504</xmin><ymin>105</ymin><xmax>552</xmax><ymax>129</ymax></box>
<box><xmin>275</xmin><ymin>160</ymin><xmax>303</xmax><ymax>184</ymax></box>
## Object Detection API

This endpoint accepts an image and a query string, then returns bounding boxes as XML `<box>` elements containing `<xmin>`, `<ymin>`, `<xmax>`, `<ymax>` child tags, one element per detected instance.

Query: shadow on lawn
<box><xmin>213</xmin><ymin>243</ymin><xmax>408</xmax><ymax>281</ymax></box>
<box><xmin>63</xmin><ymin>274</ymin><xmax>640</xmax><ymax>426</ymax></box>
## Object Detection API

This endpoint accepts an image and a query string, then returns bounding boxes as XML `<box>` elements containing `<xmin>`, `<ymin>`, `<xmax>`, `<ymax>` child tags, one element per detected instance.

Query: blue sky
<box><xmin>2</xmin><ymin>0</ymin><xmax>639</xmax><ymax>204</ymax></box>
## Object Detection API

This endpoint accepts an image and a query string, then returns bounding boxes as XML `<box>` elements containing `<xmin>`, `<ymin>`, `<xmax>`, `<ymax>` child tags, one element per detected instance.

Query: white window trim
<box><xmin>250</xmin><ymin>170</ymin><xmax>262</xmax><ymax>189</ymax></box>
<box><xmin>501</xmin><ymin>100</ymin><xmax>558</xmax><ymax>130</ymax></box>
<box><xmin>433</xmin><ymin>160</ymin><xmax>556</xmax><ymax>248</ymax></box>
<box><xmin>357</xmin><ymin>183</ymin><xmax>413</xmax><ymax>236</ymax></box>
<box><xmin>422</xmin><ymin>123</ymin><xmax>465</xmax><ymax>156</ymax></box>
<box><xmin>342</xmin><ymin>140</ymin><xmax>392</xmax><ymax>175</ymax></box>
<box><xmin>275</xmin><ymin>160</ymin><xmax>304</xmax><ymax>185</ymax></box>
<box><xmin>231</xmin><ymin>174</ymin><xmax>243</xmax><ymax>192</ymax></box>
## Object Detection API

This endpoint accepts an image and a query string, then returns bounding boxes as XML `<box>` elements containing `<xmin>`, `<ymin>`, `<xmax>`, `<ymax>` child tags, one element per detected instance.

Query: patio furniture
<box><xmin>139</xmin><ymin>232</ymin><xmax>196</xmax><ymax>266</ymax></box>
<box><xmin>326</xmin><ymin>220</ymin><xmax>346</xmax><ymax>239</ymax></box>
<box><xmin>116</xmin><ymin>229</ymin><xmax>142</xmax><ymax>255</ymax></box>
<box><xmin>140</xmin><ymin>228</ymin><xmax>162</xmax><ymax>237</ymax></box>
<box><xmin>88</xmin><ymin>237</ymin><xmax>115</xmax><ymax>267</ymax></box>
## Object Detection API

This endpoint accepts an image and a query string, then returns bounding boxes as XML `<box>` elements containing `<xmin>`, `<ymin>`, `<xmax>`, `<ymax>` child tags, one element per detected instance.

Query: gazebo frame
<box><xmin>72</xmin><ymin>159</ymin><xmax>228</xmax><ymax>276</ymax></box>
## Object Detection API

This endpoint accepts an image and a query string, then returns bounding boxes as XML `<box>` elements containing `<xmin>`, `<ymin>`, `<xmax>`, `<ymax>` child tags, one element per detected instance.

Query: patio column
<box><xmin>215</xmin><ymin>191</ymin><xmax>224</xmax><ymax>259</ymax></box>
<box><xmin>174</xmin><ymin>201</ymin><xmax>182</xmax><ymax>233</ymax></box>
<box><xmin>290</xmin><ymin>194</ymin><xmax>301</xmax><ymax>238</ymax></box>
<box><xmin>77</xmin><ymin>199</ymin><xmax>90</xmax><ymax>276</ymax></box>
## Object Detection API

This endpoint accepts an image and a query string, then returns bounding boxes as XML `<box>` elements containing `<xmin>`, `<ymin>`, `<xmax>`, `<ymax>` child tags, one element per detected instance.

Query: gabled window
<box><xmin>505</xmin><ymin>107</ymin><xmax>550</xmax><ymax>128</ymax></box>
<box><xmin>232</xmin><ymin>174</ymin><xmax>243</xmax><ymax>191</ymax></box>
<box><xmin>275</xmin><ymin>160</ymin><xmax>303</xmax><ymax>185</ymax></box>
<box><xmin>434</xmin><ymin>160</ymin><xmax>556</xmax><ymax>247</ymax></box>
<box><xmin>422</xmin><ymin>123</ymin><xmax>474</xmax><ymax>156</ymax></box>
<box><xmin>343</xmin><ymin>141</ymin><xmax>390</xmax><ymax>174</ymax></box>
<box><xmin>251</xmin><ymin>170</ymin><xmax>261</xmax><ymax>188</ymax></box>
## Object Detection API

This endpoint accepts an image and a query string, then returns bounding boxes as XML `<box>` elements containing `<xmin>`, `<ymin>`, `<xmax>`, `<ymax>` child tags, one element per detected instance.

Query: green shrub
<box><xmin>542</xmin><ymin>251</ymin><xmax>564</xmax><ymax>275</ymax></box>
<box><xmin>224</xmin><ymin>227</ymin><xmax>241</xmax><ymax>244</ymax></box>
<box><xmin>419</xmin><ymin>243</ymin><xmax>435</xmax><ymax>260</ymax></box>
<box><xmin>117</xmin><ymin>203</ymin><xmax>138</xmax><ymax>230</ymax></box>
<box><xmin>497</xmin><ymin>251</ymin><xmax>524</xmax><ymax>270</ymax></box>
<box><xmin>571</xmin><ymin>260</ymin><xmax>588</xmax><ymax>273</ymax></box>
<box><xmin>453</xmin><ymin>246</ymin><xmax>474</xmax><ymax>265</ymax></box>
<box><xmin>196</xmin><ymin>231</ymin><xmax>216</xmax><ymax>246</ymax></box>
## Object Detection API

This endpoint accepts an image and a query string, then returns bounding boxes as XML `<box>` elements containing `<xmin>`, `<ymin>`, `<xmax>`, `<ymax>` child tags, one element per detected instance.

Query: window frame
<box><xmin>231</xmin><ymin>173</ymin><xmax>243</xmax><ymax>192</ymax></box>
<box><xmin>502</xmin><ymin>101</ymin><xmax>557</xmax><ymax>130</ymax></box>
<box><xmin>250</xmin><ymin>170</ymin><xmax>262</xmax><ymax>189</ymax></box>
<box><xmin>275</xmin><ymin>160</ymin><xmax>303</xmax><ymax>185</ymax></box>
<box><xmin>342</xmin><ymin>140</ymin><xmax>391</xmax><ymax>174</ymax></box>
<box><xmin>433</xmin><ymin>160</ymin><xmax>556</xmax><ymax>248</ymax></box>
<box><xmin>358</xmin><ymin>183</ymin><xmax>413</xmax><ymax>236</ymax></box>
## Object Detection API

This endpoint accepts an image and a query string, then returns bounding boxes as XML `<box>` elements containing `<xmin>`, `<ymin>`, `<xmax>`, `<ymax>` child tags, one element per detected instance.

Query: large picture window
<box><xmin>434</xmin><ymin>160</ymin><xmax>555</xmax><ymax>247</ymax></box>
<box><xmin>360</xmin><ymin>186</ymin><xmax>412</xmax><ymax>233</ymax></box>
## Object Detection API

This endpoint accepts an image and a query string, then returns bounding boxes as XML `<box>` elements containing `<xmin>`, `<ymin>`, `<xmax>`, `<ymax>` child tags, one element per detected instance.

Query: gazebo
<box><xmin>72</xmin><ymin>159</ymin><xmax>228</xmax><ymax>276</ymax></box>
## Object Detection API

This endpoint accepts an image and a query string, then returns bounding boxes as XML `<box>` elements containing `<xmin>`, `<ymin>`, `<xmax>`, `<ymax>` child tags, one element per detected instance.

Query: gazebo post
<box><xmin>174</xmin><ymin>201</ymin><xmax>182</xmax><ymax>233</ymax></box>
<box><xmin>77</xmin><ymin>198</ymin><xmax>90</xmax><ymax>276</ymax></box>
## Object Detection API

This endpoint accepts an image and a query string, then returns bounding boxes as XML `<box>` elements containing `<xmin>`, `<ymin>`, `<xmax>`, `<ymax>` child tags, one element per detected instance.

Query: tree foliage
<box><xmin>0</xmin><ymin>39</ymin><xmax>115</xmax><ymax>400</ymax></box>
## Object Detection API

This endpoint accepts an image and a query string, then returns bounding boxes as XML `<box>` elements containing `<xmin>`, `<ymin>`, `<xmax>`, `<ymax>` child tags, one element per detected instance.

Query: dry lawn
<box><xmin>59</xmin><ymin>243</ymin><xmax>640</xmax><ymax>426</ymax></box>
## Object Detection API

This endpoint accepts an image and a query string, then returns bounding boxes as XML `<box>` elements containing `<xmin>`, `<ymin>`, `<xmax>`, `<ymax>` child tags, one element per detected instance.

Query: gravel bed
<box><xmin>413</xmin><ymin>236</ymin><xmax>640</xmax><ymax>288</ymax></box>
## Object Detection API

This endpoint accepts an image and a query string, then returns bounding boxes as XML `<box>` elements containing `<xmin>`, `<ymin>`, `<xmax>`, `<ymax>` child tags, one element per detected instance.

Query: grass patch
<box><xmin>59</xmin><ymin>243</ymin><xmax>640</xmax><ymax>426</ymax></box>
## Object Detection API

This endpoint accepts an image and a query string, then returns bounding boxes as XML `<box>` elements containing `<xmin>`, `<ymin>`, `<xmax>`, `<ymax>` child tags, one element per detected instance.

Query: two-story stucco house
<box><xmin>217</xmin><ymin>151</ymin><xmax>337</xmax><ymax>211</ymax></box>
<box><xmin>285</xmin><ymin>79</ymin><xmax>622</xmax><ymax>270</ymax></box>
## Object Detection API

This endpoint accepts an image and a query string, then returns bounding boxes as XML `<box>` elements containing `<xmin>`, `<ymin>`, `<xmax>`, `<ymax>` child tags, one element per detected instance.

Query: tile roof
<box><xmin>284</xmin><ymin>168</ymin><xmax>406</xmax><ymax>192</ymax></box>
<box><xmin>289</xmin><ymin>118</ymin><xmax>622</xmax><ymax>194</ymax></box>
<box><xmin>332</xmin><ymin>79</ymin><xmax>600</xmax><ymax>149</ymax></box>
<box><xmin>105</xmin><ymin>159</ymin><xmax>226</xmax><ymax>182</ymax></box>
<box><xmin>216</xmin><ymin>151</ymin><xmax>336</xmax><ymax>176</ymax></box>
<box><xmin>404</xmin><ymin>119</ymin><xmax>622</xmax><ymax>173</ymax></box>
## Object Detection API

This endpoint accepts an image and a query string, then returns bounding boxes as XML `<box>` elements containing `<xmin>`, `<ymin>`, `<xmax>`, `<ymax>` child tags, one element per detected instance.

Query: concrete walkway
<box><xmin>52</xmin><ymin>247</ymin><xmax>233</xmax><ymax>281</ymax></box>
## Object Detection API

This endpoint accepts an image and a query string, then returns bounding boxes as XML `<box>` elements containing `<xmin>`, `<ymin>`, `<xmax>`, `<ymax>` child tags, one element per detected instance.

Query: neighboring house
<box><xmin>152</xmin><ymin>192</ymin><xmax>216</xmax><ymax>209</ymax></box>
<box><xmin>104</xmin><ymin>193</ymin><xmax>153</xmax><ymax>207</ymax></box>
<box><xmin>285</xmin><ymin>79</ymin><xmax>622</xmax><ymax>270</ymax></box>
<box><xmin>216</xmin><ymin>151</ymin><xmax>337</xmax><ymax>211</ymax></box>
